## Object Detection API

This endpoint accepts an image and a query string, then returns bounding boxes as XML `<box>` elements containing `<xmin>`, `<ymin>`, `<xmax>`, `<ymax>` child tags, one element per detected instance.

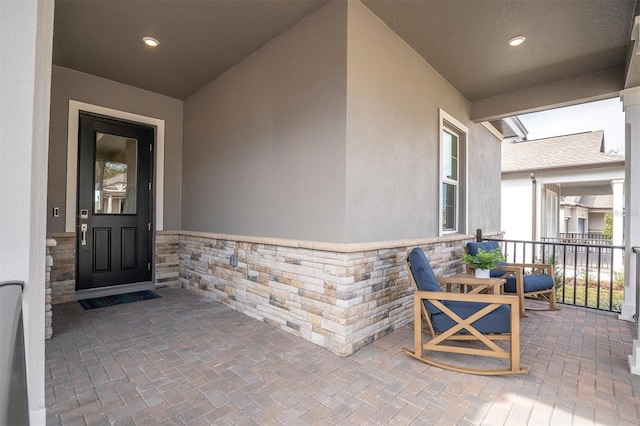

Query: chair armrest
<box><xmin>507</xmin><ymin>263</ymin><xmax>553</xmax><ymax>275</ymax></box>
<box><xmin>491</xmin><ymin>265</ymin><xmax>520</xmax><ymax>278</ymax></box>
<box><xmin>493</xmin><ymin>265</ymin><xmax>521</xmax><ymax>272</ymax></box>
<box><xmin>413</xmin><ymin>290</ymin><xmax>518</xmax><ymax>307</ymax></box>
<box><xmin>436</xmin><ymin>275</ymin><xmax>505</xmax><ymax>287</ymax></box>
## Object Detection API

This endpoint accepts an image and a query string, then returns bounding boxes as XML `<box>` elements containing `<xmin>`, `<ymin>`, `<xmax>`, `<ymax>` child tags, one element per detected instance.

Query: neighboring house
<box><xmin>560</xmin><ymin>194</ymin><xmax>613</xmax><ymax>235</ymax></box>
<box><xmin>501</xmin><ymin>130</ymin><xmax>625</xmax><ymax>245</ymax></box>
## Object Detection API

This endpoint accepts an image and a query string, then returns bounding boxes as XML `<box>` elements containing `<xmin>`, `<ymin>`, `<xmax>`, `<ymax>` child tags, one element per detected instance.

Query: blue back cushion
<box><xmin>408</xmin><ymin>248</ymin><xmax>442</xmax><ymax>314</ymax></box>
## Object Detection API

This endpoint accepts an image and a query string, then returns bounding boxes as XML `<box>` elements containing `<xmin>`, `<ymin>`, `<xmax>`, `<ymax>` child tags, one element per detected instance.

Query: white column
<box><xmin>620</xmin><ymin>88</ymin><xmax>640</xmax><ymax>375</ymax></box>
<box><xmin>612</xmin><ymin>179</ymin><xmax>624</xmax><ymax>271</ymax></box>
<box><xmin>0</xmin><ymin>0</ymin><xmax>54</xmax><ymax>421</ymax></box>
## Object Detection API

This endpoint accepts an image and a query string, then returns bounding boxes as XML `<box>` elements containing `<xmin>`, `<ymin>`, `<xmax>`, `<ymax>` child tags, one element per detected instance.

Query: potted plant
<box><xmin>461</xmin><ymin>248</ymin><xmax>505</xmax><ymax>278</ymax></box>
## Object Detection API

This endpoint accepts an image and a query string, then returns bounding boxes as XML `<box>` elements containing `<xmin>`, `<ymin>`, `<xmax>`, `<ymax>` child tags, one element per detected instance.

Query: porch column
<box><xmin>611</xmin><ymin>178</ymin><xmax>624</xmax><ymax>271</ymax></box>
<box><xmin>620</xmin><ymin>87</ymin><xmax>640</xmax><ymax>375</ymax></box>
<box><xmin>0</xmin><ymin>0</ymin><xmax>54</xmax><ymax>420</ymax></box>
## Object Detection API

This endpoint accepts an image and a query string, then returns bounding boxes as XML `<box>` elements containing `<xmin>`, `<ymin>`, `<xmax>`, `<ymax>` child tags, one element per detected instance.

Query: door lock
<box><xmin>80</xmin><ymin>224</ymin><xmax>87</xmax><ymax>246</ymax></box>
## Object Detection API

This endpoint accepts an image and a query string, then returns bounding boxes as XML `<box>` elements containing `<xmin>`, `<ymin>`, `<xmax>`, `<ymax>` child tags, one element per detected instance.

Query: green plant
<box><xmin>613</xmin><ymin>271</ymin><xmax>625</xmax><ymax>290</ymax></box>
<box><xmin>602</xmin><ymin>212</ymin><xmax>613</xmax><ymax>241</ymax></box>
<box><xmin>461</xmin><ymin>248</ymin><xmax>505</xmax><ymax>270</ymax></box>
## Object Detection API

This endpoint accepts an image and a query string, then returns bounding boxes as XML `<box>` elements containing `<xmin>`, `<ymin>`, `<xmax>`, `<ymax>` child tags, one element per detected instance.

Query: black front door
<box><xmin>76</xmin><ymin>113</ymin><xmax>154</xmax><ymax>290</ymax></box>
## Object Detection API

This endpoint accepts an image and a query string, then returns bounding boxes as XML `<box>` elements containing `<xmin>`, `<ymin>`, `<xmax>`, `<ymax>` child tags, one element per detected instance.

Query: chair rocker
<box><xmin>466</xmin><ymin>241</ymin><xmax>558</xmax><ymax>317</ymax></box>
<box><xmin>402</xmin><ymin>248</ymin><xmax>526</xmax><ymax>375</ymax></box>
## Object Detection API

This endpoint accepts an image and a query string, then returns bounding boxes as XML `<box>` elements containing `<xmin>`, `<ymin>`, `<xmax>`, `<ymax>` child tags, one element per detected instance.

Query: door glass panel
<box><xmin>94</xmin><ymin>132</ymin><xmax>137</xmax><ymax>214</ymax></box>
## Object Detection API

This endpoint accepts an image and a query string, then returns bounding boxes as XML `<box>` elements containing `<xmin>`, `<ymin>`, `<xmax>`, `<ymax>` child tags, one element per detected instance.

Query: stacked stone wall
<box><xmin>45</xmin><ymin>239</ymin><xmax>55</xmax><ymax>339</ymax></box>
<box><xmin>178</xmin><ymin>232</ymin><xmax>475</xmax><ymax>356</ymax></box>
<box><xmin>155</xmin><ymin>232</ymin><xmax>180</xmax><ymax>287</ymax></box>
<box><xmin>45</xmin><ymin>229</ymin><xmax>477</xmax><ymax>355</ymax></box>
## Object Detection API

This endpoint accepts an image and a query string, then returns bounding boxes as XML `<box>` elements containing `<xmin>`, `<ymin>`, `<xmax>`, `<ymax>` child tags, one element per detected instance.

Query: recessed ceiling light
<box><xmin>508</xmin><ymin>36</ymin><xmax>526</xmax><ymax>47</ymax></box>
<box><xmin>143</xmin><ymin>37</ymin><xmax>159</xmax><ymax>47</ymax></box>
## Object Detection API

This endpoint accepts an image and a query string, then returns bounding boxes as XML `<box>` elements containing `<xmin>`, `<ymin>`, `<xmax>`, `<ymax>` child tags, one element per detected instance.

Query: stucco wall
<box><xmin>0</xmin><ymin>0</ymin><xmax>54</xmax><ymax>422</ymax></box>
<box><xmin>501</xmin><ymin>175</ymin><xmax>534</xmax><ymax>241</ymax></box>
<box><xmin>181</xmin><ymin>1</ymin><xmax>348</xmax><ymax>243</ymax></box>
<box><xmin>182</xmin><ymin>0</ymin><xmax>502</xmax><ymax>244</ymax></box>
<box><xmin>345</xmin><ymin>1</ymin><xmax>501</xmax><ymax>242</ymax></box>
<box><xmin>47</xmin><ymin>66</ymin><xmax>184</xmax><ymax>232</ymax></box>
<box><xmin>589</xmin><ymin>212</ymin><xmax>606</xmax><ymax>232</ymax></box>
<box><xmin>468</xmin><ymin>125</ymin><xmax>503</xmax><ymax>234</ymax></box>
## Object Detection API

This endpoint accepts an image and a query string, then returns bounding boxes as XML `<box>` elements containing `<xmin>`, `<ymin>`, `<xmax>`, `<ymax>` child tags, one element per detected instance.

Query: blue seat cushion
<box><xmin>504</xmin><ymin>274</ymin><xmax>554</xmax><ymax>293</ymax></box>
<box><xmin>408</xmin><ymin>248</ymin><xmax>442</xmax><ymax>314</ymax></box>
<box><xmin>466</xmin><ymin>241</ymin><xmax>507</xmax><ymax>274</ymax></box>
<box><xmin>431</xmin><ymin>300</ymin><xmax>511</xmax><ymax>334</ymax></box>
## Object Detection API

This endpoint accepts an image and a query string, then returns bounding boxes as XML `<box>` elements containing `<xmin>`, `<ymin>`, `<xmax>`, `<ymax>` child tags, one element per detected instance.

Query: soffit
<box><xmin>361</xmin><ymin>0</ymin><xmax>636</xmax><ymax>101</ymax></box>
<box><xmin>53</xmin><ymin>0</ymin><xmax>332</xmax><ymax>100</ymax></box>
<box><xmin>53</xmin><ymin>0</ymin><xmax>637</xmax><ymax>102</ymax></box>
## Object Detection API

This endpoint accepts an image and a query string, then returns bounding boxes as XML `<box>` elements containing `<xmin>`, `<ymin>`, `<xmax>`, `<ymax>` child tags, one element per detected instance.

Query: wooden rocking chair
<box><xmin>466</xmin><ymin>241</ymin><xmax>558</xmax><ymax>317</ymax></box>
<box><xmin>402</xmin><ymin>248</ymin><xmax>526</xmax><ymax>375</ymax></box>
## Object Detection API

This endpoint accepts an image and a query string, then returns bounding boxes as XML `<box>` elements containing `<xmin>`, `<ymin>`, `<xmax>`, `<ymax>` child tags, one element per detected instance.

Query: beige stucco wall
<box><xmin>467</xmin><ymin>124</ymin><xmax>503</xmax><ymax>234</ymax></box>
<box><xmin>345</xmin><ymin>1</ymin><xmax>501</xmax><ymax>242</ymax></box>
<box><xmin>1</xmin><ymin>1</ymin><xmax>54</xmax><ymax>422</ymax></box>
<box><xmin>589</xmin><ymin>211</ymin><xmax>606</xmax><ymax>233</ymax></box>
<box><xmin>179</xmin><ymin>0</ymin><xmax>501</xmax><ymax>244</ymax></box>
<box><xmin>181</xmin><ymin>1</ymin><xmax>348</xmax><ymax>242</ymax></box>
<box><xmin>47</xmin><ymin>65</ymin><xmax>184</xmax><ymax>232</ymax></box>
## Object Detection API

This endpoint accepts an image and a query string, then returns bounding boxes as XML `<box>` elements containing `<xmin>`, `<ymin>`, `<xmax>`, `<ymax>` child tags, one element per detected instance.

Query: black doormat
<box><xmin>78</xmin><ymin>290</ymin><xmax>160</xmax><ymax>310</ymax></box>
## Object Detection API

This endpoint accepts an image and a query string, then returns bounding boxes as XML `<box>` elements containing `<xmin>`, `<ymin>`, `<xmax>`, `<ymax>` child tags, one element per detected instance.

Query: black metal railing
<box><xmin>478</xmin><ymin>232</ymin><xmax>625</xmax><ymax>312</ymax></box>
<box><xmin>542</xmin><ymin>233</ymin><xmax>612</xmax><ymax>246</ymax></box>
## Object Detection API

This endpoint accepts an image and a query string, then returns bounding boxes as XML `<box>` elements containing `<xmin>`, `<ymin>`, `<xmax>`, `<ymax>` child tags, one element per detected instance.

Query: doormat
<box><xmin>78</xmin><ymin>290</ymin><xmax>160</xmax><ymax>310</ymax></box>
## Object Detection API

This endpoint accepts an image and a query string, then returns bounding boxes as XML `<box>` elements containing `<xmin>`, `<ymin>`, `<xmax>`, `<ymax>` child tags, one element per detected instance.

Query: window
<box><xmin>439</xmin><ymin>110</ymin><xmax>468</xmax><ymax>235</ymax></box>
<box><xmin>578</xmin><ymin>217</ymin><xmax>586</xmax><ymax>234</ymax></box>
<box><xmin>442</xmin><ymin>129</ymin><xmax>458</xmax><ymax>231</ymax></box>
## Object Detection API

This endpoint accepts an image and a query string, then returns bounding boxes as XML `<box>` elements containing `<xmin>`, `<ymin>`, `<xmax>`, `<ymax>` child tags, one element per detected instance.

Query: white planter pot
<box><xmin>475</xmin><ymin>268</ymin><xmax>490</xmax><ymax>279</ymax></box>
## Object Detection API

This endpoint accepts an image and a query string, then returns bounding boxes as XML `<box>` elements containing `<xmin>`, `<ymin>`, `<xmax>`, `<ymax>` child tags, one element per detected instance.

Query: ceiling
<box><xmin>53</xmin><ymin>0</ymin><xmax>638</xmax><ymax>103</ymax></box>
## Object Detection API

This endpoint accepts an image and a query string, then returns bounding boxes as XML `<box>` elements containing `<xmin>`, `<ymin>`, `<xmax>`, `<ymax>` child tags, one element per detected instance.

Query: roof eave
<box><xmin>501</xmin><ymin>160</ymin><xmax>626</xmax><ymax>175</ymax></box>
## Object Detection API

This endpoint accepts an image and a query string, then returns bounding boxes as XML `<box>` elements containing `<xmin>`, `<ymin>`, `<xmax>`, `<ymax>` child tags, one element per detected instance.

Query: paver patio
<box><xmin>46</xmin><ymin>287</ymin><xmax>640</xmax><ymax>425</ymax></box>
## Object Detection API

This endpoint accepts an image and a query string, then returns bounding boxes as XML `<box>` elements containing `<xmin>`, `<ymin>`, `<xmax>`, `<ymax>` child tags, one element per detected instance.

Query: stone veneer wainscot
<box><xmin>50</xmin><ymin>230</ymin><xmax>488</xmax><ymax>355</ymax></box>
<box><xmin>172</xmin><ymin>231</ymin><xmax>478</xmax><ymax>356</ymax></box>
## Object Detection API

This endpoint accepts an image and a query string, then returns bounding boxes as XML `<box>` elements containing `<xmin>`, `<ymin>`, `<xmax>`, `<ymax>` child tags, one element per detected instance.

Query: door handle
<box><xmin>80</xmin><ymin>224</ymin><xmax>87</xmax><ymax>246</ymax></box>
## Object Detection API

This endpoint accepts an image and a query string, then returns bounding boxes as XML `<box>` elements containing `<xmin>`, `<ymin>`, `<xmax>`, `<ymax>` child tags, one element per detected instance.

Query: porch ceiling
<box><xmin>53</xmin><ymin>0</ymin><xmax>638</xmax><ymax>108</ymax></box>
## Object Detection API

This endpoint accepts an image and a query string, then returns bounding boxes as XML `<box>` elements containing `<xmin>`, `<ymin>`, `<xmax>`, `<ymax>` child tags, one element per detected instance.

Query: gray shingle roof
<box><xmin>502</xmin><ymin>130</ymin><xmax>624</xmax><ymax>173</ymax></box>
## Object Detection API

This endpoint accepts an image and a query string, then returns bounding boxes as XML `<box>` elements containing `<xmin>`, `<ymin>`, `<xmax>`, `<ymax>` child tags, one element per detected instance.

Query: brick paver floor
<box><xmin>46</xmin><ymin>287</ymin><xmax>640</xmax><ymax>425</ymax></box>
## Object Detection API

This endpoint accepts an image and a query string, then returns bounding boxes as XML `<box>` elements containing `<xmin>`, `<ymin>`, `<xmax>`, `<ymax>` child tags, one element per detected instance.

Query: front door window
<box><xmin>94</xmin><ymin>133</ymin><xmax>138</xmax><ymax>214</ymax></box>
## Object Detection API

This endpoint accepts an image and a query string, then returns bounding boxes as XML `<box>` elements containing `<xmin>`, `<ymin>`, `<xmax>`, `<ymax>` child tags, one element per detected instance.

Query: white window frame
<box><xmin>439</xmin><ymin>109</ymin><xmax>468</xmax><ymax>236</ymax></box>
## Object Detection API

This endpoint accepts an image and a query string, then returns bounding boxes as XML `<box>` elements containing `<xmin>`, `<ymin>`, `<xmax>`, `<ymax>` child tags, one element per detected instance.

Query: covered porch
<box><xmin>6</xmin><ymin>1</ymin><xmax>640</xmax><ymax>423</ymax></box>
<box><xmin>46</xmin><ymin>287</ymin><xmax>640</xmax><ymax>425</ymax></box>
